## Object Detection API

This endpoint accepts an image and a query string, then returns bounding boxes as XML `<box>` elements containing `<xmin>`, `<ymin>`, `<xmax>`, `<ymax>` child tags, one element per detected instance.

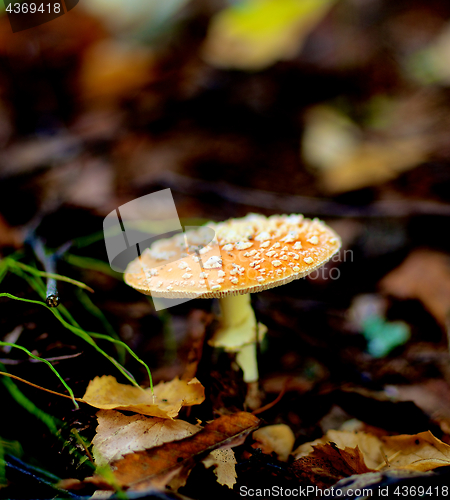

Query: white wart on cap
<box><xmin>124</xmin><ymin>214</ymin><xmax>341</xmax><ymax>298</ymax></box>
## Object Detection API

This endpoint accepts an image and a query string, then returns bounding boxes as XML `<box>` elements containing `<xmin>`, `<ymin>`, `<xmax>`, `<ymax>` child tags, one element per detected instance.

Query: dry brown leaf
<box><xmin>379</xmin><ymin>249</ymin><xmax>450</xmax><ymax>328</ymax></box>
<box><xmin>82</xmin><ymin>376</ymin><xmax>205</xmax><ymax>418</ymax></box>
<box><xmin>92</xmin><ymin>410</ymin><xmax>201</xmax><ymax>466</ymax></box>
<box><xmin>381</xmin><ymin>432</ymin><xmax>450</xmax><ymax>471</ymax></box>
<box><xmin>105</xmin><ymin>412</ymin><xmax>259</xmax><ymax>491</ymax></box>
<box><xmin>319</xmin><ymin>138</ymin><xmax>428</xmax><ymax>194</ymax></box>
<box><xmin>92</xmin><ymin>410</ymin><xmax>242</xmax><ymax>490</ymax></box>
<box><xmin>302</xmin><ymin>105</ymin><xmax>429</xmax><ymax>194</ymax></box>
<box><xmin>295</xmin><ymin>429</ymin><xmax>383</xmax><ymax>469</ymax></box>
<box><xmin>203</xmin><ymin>449</ymin><xmax>237</xmax><ymax>489</ymax></box>
<box><xmin>252</xmin><ymin>424</ymin><xmax>295</xmax><ymax>461</ymax></box>
<box><xmin>295</xmin><ymin>429</ymin><xmax>450</xmax><ymax>476</ymax></box>
<box><xmin>291</xmin><ymin>442</ymin><xmax>373</xmax><ymax>489</ymax></box>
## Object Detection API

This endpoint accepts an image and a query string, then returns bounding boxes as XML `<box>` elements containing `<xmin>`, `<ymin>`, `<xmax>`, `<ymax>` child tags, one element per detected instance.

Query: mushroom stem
<box><xmin>210</xmin><ymin>293</ymin><xmax>264</xmax><ymax>383</ymax></box>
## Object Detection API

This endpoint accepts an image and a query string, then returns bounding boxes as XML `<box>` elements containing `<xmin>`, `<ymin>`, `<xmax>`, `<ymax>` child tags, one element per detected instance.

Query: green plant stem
<box><xmin>75</xmin><ymin>289</ymin><xmax>126</xmax><ymax>364</ymax></box>
<box><xmin>0</xmin><ymin>341</ymin><xmax>78</xmax><ymax>408</ymax></box>
<box><xmin>6</xmin><ymin>259</ymin><xmax>94</xmax><ymax>292</ymax></box>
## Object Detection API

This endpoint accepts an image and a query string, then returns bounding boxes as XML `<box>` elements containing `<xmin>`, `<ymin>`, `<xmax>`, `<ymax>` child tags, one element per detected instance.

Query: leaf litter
<box><xmin>93</xmin><ymin>410</ymin><xmax>238</xmax><ymax>488</ymax></box>
<box><xmin>291</xmin><ymin>429</ymin><xmax>450</xmax><ymax>489</ymax></box>
<box><xmin>65</xmin><ymin>412</ymin><xmax>259</xmax><ymax>493</ymax></box>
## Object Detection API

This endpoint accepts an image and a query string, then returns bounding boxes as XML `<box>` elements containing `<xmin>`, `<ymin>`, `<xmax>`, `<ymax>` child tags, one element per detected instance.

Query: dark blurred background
<box><xmin>3</xmin><ymin>0</ymin><xmax>450</xmax><ymax>495</ymax></box>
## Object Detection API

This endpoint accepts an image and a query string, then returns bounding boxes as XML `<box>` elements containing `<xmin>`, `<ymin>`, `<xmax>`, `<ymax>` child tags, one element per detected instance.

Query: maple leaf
<box><xmin>81</xmin><ymin>376</ymin><xmax>205</xmax><ymax>418</ymax></box>
<box><xmin>295</xmin><ymin>429</ymin><xmax>383</xmax><ymax>469</ymax></box>
<box><xmin>291</xmin><ymin>442</ymin><xmax>373</xmax><ymax>489</ymax></box>
<box><xmin>294</xmin><ymin>428</ymin><xmax>450</xmax><ymax>487</ymax></box>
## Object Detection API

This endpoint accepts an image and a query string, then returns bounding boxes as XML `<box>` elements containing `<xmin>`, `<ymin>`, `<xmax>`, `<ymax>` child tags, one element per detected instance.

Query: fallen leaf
<box><xmin>295</xmin><ymin>430</ymin><xmax>450</xmax><ymax>475</ymax></box>
<box><xmin>252</xmin><ymin>424</ymin><xmax>295</xmax><ymax>461</ymax></box>
<box><xmin>381</xmin><ymin>432</ymin><xmax>450</xmax><ymax>471</ymax></box>
<box><xmin>203</xmin><ymin>449</ymin><xmax>237</xmax><ymax>489</ymax></box>
<box><xmin>106</xmin><ymin>412</ymin><xmax>259</xmax><ymax>491</ymax></box>
<box><xmin>290</xmin><ymin>442</ymin><xmax>373</xmax><ymax>489</ymax></box>
<box><xmin>92</xmin><ymin>410</ymin><xmax>239</xmax><ymax>490</ymax></box>
<box><xmin>92</xmin><ymin>410</ymin><xmax>201</xmax><ymax>466</ymax></box>
<box><xmin>202</xmin><ymin>0</ymin><xmax>336</xmax><ymax>70</ymax></box>
<box><xmin>379</xmin><ymin>249</ymin><xmax>450</xmax><ymax>328</ymax></box>
<box><xmin>320</xmin><ymin>139</ymin><xmax>428</xmax><ymax>194</ymax></box>
<box><xmin>302</xmin><ymin>105</ymin><xmax>429</xmax><ymax>194</ymax></box>
<box><xmin>79</xmin><ymin>40</ymin><xmax>155</xmax><ymax>105</ymax></box>
<box><xmin>407</xmin><ymin>22</ymin><xmax>450</xmax><ymax>85</ymax></box>
<box><xmin>295</xmin><ymin>430</ymin><xmax>383</xmax><ymax>469</ymax></box>
<box><xmin>82</xmin><ymin>376</ymin><xmax>205</xmax><ymax>418</ymax></box>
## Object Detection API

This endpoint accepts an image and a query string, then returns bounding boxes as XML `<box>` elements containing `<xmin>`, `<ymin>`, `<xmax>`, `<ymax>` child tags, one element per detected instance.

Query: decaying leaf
<box><xmin>92</xmin><ymin>410</ymin><xmax>201</xmax><ymax>466</ymax></box>
<box><xmin>295</xmin><ymin>429</ymin><xmax>383</xmax><ymax>469</ymax></box>
<box><xmin>202</xmin><ymin>0</ymin><xmax>336</xmax><ymax>70</ymax></box>
<box><xmin>381</xmin><ymin>432</ymin><xmax>450</xmax><ymax>471</ymax></box>
<box><xmin>106</xmin><ymin>412</ymin><xmax>259</xmax><ymax>491</ymax></box>
<box><xmin>302</xmin><ymin>105</ymin><xmax>429</xmax><ymax>194</ymax></box>
<box><xmin>290</xmin><ymin>442</ymin><xmax>373</xmax><ymax>489</ymax></box>
<box><xmin>82</xmin><ymin>376</ymin><xmax>205</xmax><ymax>418</ymax></box>
<box><xmin>379</xmin><ymin>249</ymin><xmax>450</xmax><ymax>328</ymax></box>
<box><xmin>203</xmin><ymin>448</ymin><xmax>237</xmax><ymax>489</ymax></box>
<box><xmin>295</xmin><ymin>429</ymin><xmax>450</xmax><ymax>477</ymax></box>
<box><xmin>252</xmin><ymin>424</ymin><xmax>295</xmax><ymax>461</ymax></box>
<box><xmin>92</xmin><ymin>410</ymin><xmax>237</xmax><ymax>488</ymax></box>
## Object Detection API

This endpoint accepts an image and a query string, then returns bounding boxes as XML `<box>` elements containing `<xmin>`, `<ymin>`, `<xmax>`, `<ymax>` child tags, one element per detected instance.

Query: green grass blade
<box><xmin>75</xmin><ymin>289</ymin><xmax>126</xmax><ymax>364</ymax></box>
<box><xmin>65</xmin><ymin>254</ymin><xmax>121</xmax><ymax>279</ymax></box>
<box><xmin>5</xmin><ymin>259</ymin><xmax>94</xmax><ymax>292</ymax></box>
<box><xmin>0</xmin><ymin>290</ymin><xmax>151</xmax><ymax>392</ymax></box>
<box><xmin>0</xmin><ymin>340</ymin><xmax>78</xmax><ymax>408</ymax></box>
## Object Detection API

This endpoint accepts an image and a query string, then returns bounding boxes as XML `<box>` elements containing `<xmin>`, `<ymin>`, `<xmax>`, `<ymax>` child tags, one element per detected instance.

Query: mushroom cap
<box><xmin>124</xmin><ymin>213</ymin><xmax>341</xmax><ymax>299</ymax></box>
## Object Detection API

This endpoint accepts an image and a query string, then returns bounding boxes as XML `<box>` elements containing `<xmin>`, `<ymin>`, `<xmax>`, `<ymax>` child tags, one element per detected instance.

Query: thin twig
<box><xmin>252</xmin><ymin>378</ymin><xmax>291</xmax><ymax>415</ymax></box>
<box><xmin>0</xmin><ymin>371</ymin><xmax>84</xmax><ymax>403</ymax></box>
<box><xmin>159</xmin><ymin>172</ymin><xmax>450</xmax><ymax>218</ymax></box>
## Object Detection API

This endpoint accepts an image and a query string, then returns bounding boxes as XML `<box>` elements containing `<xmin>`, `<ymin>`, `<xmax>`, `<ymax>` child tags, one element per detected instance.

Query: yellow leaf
<box><xmin>253</xmin><ymin>424</ymin><xmax>295</xmax><ymax>461</ymax></box>
<box><xmin>82</xmin><ymin>376</ymin><xmax>205</xmax><ymax>418</ymax></box>
<box><xmin>295</xmin><ymin>430</ymin><xmax>383</xmax><ymax>469</ymax></box>
<box><xmin>202</xmin><ymin>0</ymin><xmax>336</xmax><ymax>70</ymax></box>
<box><xmin>381</xmin><ymin>432</ymin><xmax>450</xmax><ymax>471</ymax></box>
<box><xmin>295</xmin><ymin>430</ymin><xmax>450</xmax><ymax>473</ymax></box>
<box><xmin>203</xmin><ymin>448</ymin><xmax>237</xmax><ymax>489</ymax></box>
<box><xmin>302</xmin><ymin>105</ymin><xmax>429</xmax><ymax>194</ymax></box>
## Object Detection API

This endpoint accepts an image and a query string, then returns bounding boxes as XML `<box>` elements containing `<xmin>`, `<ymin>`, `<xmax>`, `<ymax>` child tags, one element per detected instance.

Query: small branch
<box><xmin>0</xmin><ymin>371</ymin><xmax>84</xmax><ymax>403</ymax></box>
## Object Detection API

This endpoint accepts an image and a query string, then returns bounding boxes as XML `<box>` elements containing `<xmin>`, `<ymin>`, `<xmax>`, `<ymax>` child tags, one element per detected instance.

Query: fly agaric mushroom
<box><xmin>124</xmin><ymin>214</ymin><xmax>341</xmax><ymax>405</ymax></box>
